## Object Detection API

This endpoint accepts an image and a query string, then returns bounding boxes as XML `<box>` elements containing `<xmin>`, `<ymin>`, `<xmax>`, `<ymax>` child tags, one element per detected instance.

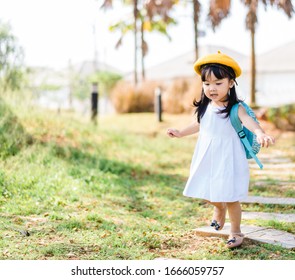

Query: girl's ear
<box><xmin>229</xmin><ymin>80</ymin><xmax>235</xmax><ymax>88</ymax></box>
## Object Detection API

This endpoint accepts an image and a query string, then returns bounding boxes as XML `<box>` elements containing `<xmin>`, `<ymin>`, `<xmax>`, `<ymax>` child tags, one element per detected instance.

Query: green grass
<box><xmin>0</xmin><ymin>97</ymin><xmax>294</xmax><ymax>260</ymax></box>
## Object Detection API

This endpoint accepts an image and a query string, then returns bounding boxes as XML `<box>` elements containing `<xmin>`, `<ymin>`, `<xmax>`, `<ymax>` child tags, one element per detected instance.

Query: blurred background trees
<box><xmin>0</xmin><ymin>21</ymin><xmax>25</xmax><ymax>91</ymax></box>
<box><xmin>0</xmin><ymin>1</ymin><xmax>294</xmax><ymax>131</ymax></box>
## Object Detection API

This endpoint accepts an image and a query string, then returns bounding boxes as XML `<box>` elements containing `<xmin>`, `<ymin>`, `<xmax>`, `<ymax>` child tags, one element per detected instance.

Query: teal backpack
<box><xmin>230</xmin><ymin>102</ymin><xmax>263</xmax><ymax>169</ymax></box>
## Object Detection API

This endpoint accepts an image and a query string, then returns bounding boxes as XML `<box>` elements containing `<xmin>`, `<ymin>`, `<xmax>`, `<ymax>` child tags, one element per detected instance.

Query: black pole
<box><xmin>91</xmin><ymin>82</ymin><xmax>99</xmax><ymax>122</ymax></box>
<box><xmin>155</xmin><ymin>87</ymin><xmax>162</xmax><ymax>122</ymax></box>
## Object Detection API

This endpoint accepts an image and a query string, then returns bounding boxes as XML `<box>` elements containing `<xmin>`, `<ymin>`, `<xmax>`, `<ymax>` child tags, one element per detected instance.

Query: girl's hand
<box><xmin>239</xmin><ymin>106</ymin><xmax>275</xmax><ymax>148</ymax></box>
<box><xmin>167</xmin><ymin>128</ymin><xmax>182</xmax><ymax>138</ymax></box>
<box><xmin>256</xmin><ymin>132</ymin><xmax>275</xmax><ymax>148</ymax></box>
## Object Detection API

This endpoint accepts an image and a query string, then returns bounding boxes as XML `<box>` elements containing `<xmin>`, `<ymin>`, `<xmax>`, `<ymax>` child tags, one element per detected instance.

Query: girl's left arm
<box><xmin>238</xmin><ymin>105</ymin><xmax>275</xmax><ymax>148</ymax></box>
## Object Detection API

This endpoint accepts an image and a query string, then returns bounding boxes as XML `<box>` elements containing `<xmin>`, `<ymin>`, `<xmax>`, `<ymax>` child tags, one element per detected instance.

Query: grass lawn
<box><xmin>0</xmin><ymin>100</ymin><xmax>294</xmax><ymax>260</ymax></box>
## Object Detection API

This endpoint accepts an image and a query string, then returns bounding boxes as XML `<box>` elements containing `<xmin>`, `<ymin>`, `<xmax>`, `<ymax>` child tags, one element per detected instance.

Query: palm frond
<box><xmin>208</xmin><ymin>0</ymin><xmax>231</xmax><ymax>29</ymax></box>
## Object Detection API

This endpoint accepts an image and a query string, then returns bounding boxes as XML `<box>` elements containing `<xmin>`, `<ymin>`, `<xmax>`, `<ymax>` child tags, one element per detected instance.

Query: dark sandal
<box><xmin>210</xmin><ymin>220</ymin><xmax>221</xmax><ymax>230</ymax></box>
<box><xmin>226</xmin><ymin>233</ymin><xmax>244</xmax><ymax>249</ymax></box>
<box><xmin>210</xmin><ymin>205</ymin><xmax>227</xmax><ymax>231</ymax></box>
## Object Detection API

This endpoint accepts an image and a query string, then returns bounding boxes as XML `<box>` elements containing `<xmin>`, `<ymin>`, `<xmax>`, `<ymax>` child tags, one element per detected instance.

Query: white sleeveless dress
<box><xmin>183</xmin><ymin>102</ymin><xmax>249</xmax><ymax>202</ymax></box>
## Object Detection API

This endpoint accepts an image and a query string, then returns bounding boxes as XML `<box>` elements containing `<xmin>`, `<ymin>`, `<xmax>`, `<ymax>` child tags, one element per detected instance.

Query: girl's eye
<box><xmin>216</xmin><ymin>83</ymin><xmax>222</xmax><ymax>85</ymax></box>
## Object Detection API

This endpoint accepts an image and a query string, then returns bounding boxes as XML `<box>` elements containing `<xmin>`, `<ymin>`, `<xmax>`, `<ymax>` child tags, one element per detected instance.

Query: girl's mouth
<box><xmin>210</xmin><ymin>94</ymin><xmax>218</xmax><ymax>98</ymax></box>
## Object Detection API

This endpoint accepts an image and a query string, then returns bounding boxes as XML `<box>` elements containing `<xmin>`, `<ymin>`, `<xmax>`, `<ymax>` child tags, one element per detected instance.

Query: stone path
<box><xmin>194</xmin><ymin>194</ymin><xmax>295</xmax><ymax>249</ymax></box>
<box><xmin>242</xmin><ymin>211</ymin><xmax>295</xmax><ymax>223</ymax></box>
<box><xmin>241</xmin><ymin>196</ymin><xmax>295</xmax><ymax>205</ymax></box>
<box><xmin>194</xmin><ymin>223</ymin><xmax>295</xmax><ymax>249</ymax></box>
<box><xmin>249</xmin><ymin>155</ymin><xmax>295</xmax><ymax>179</ymax></box>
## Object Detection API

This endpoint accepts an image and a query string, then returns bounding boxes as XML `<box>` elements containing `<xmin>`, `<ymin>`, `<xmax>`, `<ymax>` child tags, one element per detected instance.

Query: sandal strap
<box><xmin>215</xmin><ymin>223</ymin><xmax>221</xmax><ymax>230</ymax></box>
<box><xmin>226</xmin><ymin>237</ymin><xmax>236</xmax><ymax>244</ymax></box>
<box><xmin>210</xmin><ymin>220</ymin><xmax>217</xmax><ymax>227</ymax></box>
<box><xmin>210</xmin><ymin>220</ymin><xmax>221</xmax><ymax>230</ymax></box>
<box><xmin>227</xmin><ymin>233</ymin><xmax>244</xmax><ymax>244</ymax></box>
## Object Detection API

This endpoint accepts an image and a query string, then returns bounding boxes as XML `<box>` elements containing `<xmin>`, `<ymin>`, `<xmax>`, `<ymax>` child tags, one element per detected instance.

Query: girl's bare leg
<box><xmin>226</xmin><ymin>201</ymin><xmax>244</xmax><ymax>248</ymax></box>
<box><xmin>204</xmin><ymin>200</ymin><xmax>227</xmax><ymax>230</ymax></box>
<box><xmin>226</xmin><ymin>201</ymin><xmax>242</xmax><ymax>233</ymax></box>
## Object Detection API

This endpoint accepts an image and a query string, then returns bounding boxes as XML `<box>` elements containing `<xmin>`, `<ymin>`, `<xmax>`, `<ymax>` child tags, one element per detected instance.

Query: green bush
<box><xmin>266</xmin><ymin>103</ymin><xmax>295</xmax><ymax>131</ymax></box>
<box><xmin>0</xmin><ymin>98</ymin><xmax>33</xmax><ymax>158</ymax></box>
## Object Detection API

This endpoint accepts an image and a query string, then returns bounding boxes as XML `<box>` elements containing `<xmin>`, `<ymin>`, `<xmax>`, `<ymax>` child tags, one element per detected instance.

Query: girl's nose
<box><xmin>209</xmin><ymin>85</ymin><xmax>216</xmax><ymax>91</ymax></box>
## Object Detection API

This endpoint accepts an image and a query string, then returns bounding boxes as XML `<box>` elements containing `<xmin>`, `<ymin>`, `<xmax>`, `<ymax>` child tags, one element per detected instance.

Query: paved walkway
<box><xmin>194</xmin><ymin>223</ymin><xmax>295</xmax><ymax>249</ymax></box>
<box><xmin>194</xmin><ymin>195</ymin><xmax>295</xmax><ymax>249</ymax></box>
<box><xmin>241</xmin><ymin>196</ymin><xmax>295</xmax><ymax>205</ymax></box>
<box><xmin>242</xmin><ymin>211</ymin><xmax>295</xmax><ymax>223</ymax></box>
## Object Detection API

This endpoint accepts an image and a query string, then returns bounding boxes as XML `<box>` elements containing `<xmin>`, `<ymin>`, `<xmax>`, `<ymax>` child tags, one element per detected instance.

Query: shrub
<box><xmin>266</xmin><ymin>103</ymin><xmax>295</xmax><ymax>131</ymax></box>
<box><xmin>182</xmin><ymin>78</ymin><xmax>202</xmax><ymax>114</ymax></box>
<box><xmin>0</xmin><ymin>98</ymin><xmax>33</xmax><ymax>158</ymax></box>
<box><xmin>110</xmin><ymin>80</ymin><xmax>161</xmax><ymax>113</ymax></box>
<box><xmin>163</xmin><ymin>78</ymin><xmax>202</xmax><ymax>114</ymax></box>
<box><xmin>110</xmin><ymin>78</ymin><xmax>202</xmax><ymax>114</ymax></box>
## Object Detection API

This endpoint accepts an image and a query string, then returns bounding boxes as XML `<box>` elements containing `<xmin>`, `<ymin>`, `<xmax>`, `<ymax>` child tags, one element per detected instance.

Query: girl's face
<box><xmin>202</xmin><ymin>72</ymin><xmax>234</xmax><ymax>107</ymax></box>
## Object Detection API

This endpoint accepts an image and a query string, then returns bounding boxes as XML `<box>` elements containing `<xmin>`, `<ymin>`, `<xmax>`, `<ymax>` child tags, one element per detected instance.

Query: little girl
<box><xmin>167</xmin><ymin>51</ymin><xmax>275</xmax><ymax>248</ymax></box>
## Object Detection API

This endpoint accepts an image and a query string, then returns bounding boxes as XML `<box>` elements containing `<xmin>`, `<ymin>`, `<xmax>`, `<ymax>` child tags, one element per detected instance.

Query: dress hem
<box><xmin>183</xmin><ymin>193</ymin><xmax>248</xmax><ymax>203</ymax></box>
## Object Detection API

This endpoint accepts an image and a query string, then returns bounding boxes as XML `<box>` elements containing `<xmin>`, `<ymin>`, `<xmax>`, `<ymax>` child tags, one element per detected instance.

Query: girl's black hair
<box><xmin>193</xmin><ymin>63</ymin><xmax>241</xmax><ymax>123</ymax></box>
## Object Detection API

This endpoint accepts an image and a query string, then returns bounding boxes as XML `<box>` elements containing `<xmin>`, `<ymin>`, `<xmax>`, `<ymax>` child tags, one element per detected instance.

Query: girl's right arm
<box><xmin>167</xmin><ymin>120</ymin><xmax>200</xmax><ymax>138</ymax></box>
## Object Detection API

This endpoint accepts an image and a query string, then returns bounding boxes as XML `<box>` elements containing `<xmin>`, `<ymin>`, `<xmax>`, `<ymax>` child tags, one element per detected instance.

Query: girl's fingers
<box><xmin>260</xmin><ymin>136</ymin><xmax>275</xmax><ymax>148</ymax></box>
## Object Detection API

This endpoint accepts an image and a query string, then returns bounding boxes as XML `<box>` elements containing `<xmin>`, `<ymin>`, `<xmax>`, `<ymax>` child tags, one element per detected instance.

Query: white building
<box><xmin>141</xmin><ymin>42</ymin><xmax>295</xmax><ymax>107</ymax></box>
<box><xmin>255</xmin><ymin>41</ymin><xmax>295</xmax><ymax>106</ymax></box>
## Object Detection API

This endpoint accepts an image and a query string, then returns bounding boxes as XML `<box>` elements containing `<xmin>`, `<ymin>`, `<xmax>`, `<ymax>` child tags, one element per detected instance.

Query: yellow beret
<box><xmin>193</xmin><ymin>51</ymin><xmax>242</xmax><ymax>77</ymax></box>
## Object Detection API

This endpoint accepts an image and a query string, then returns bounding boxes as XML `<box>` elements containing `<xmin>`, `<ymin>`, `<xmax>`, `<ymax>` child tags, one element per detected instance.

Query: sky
<box><xmin>1</xmin><ymin>0</ymin><xmax>295</xmax><ymax>73</ymax></box>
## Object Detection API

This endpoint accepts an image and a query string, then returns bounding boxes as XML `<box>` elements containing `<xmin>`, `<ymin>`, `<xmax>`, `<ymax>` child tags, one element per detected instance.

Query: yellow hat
<box><xmin>193</xmin><ymin>51</ymin><xmax>242</xmax><ymax>77</ymax></box>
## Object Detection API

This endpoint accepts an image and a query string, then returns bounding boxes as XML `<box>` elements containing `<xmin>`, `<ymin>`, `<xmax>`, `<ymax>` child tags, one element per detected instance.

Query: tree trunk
<box><xmin>193</xmin><ymin>0</ymin><xmax>199</xmax><ymax>60</ymax></box>
<box><xmin>133</xmin><ymin>0</ymin><xmax>138</xmax><ymax>85</ymax></box>
<box><xmin>141</xmin><ymin>18</ymin><xmax>145</xmax><ymax>81</ymax></box>
<box><xmin>250</xmin><ymin>27</ymin><xmax>256</xmax><ymax>107</ymax></box>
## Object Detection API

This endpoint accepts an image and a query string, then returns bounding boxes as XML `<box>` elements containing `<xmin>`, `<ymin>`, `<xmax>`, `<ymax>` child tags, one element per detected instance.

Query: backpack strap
<box><xmin>230</xmin><ymin>103</ymin><xmax>263</xmax><ymax>169</ymax></box>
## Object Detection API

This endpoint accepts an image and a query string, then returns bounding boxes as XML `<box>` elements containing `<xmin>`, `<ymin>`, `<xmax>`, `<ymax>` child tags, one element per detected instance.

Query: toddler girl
<box><xmin>167</xmin><ymin>51</ymin><xmax>275</xmax><ymax>248</ymax></box>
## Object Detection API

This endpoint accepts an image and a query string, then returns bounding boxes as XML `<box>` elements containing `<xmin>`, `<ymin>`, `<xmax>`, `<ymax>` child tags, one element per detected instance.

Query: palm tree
<box><xmin>101</xmin><ymin>0</ymin><xmax>175</xmax><ymax>84</ymax></box>
<box><xmin>109</xmin><ymin>13</ymin><xmax>175</xmax><ymax>81</ymax></box>
<box><xmin>208</xmin><ymin>0</ymin><xmax>231</xmax><ymax>28</ymax></box>
<box><xmin>208</xmin><ymin>0</ymin><xmax>294</xmax><ymax>107</ymax></box>
<box><xmin>241</xmin><ymin>0</ymin><xmax>294</xmax><ymax>107</ymax></box>
<box><xmin>133</xmin><ymin>0</ymin><xmax>139</xmax><ymax>85</ymax></box>
<box><xmin>192</xmin><ymin>0</ymin><xmax>201</xmax><ymax>60</ymax></box>
<box><xmin>181</xmin><ymin>0</ymin><xmax>202</xmax><ymax>61</ymax></box>
<box><xmin>144</xmin><ymin>0</ymin><xmax>176</xmax><ymax>79</ymax></box>
<box><xmin>100</xmin><ymin>0</ymin><xmax>139</xmax><ymax>84</ymax></box>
